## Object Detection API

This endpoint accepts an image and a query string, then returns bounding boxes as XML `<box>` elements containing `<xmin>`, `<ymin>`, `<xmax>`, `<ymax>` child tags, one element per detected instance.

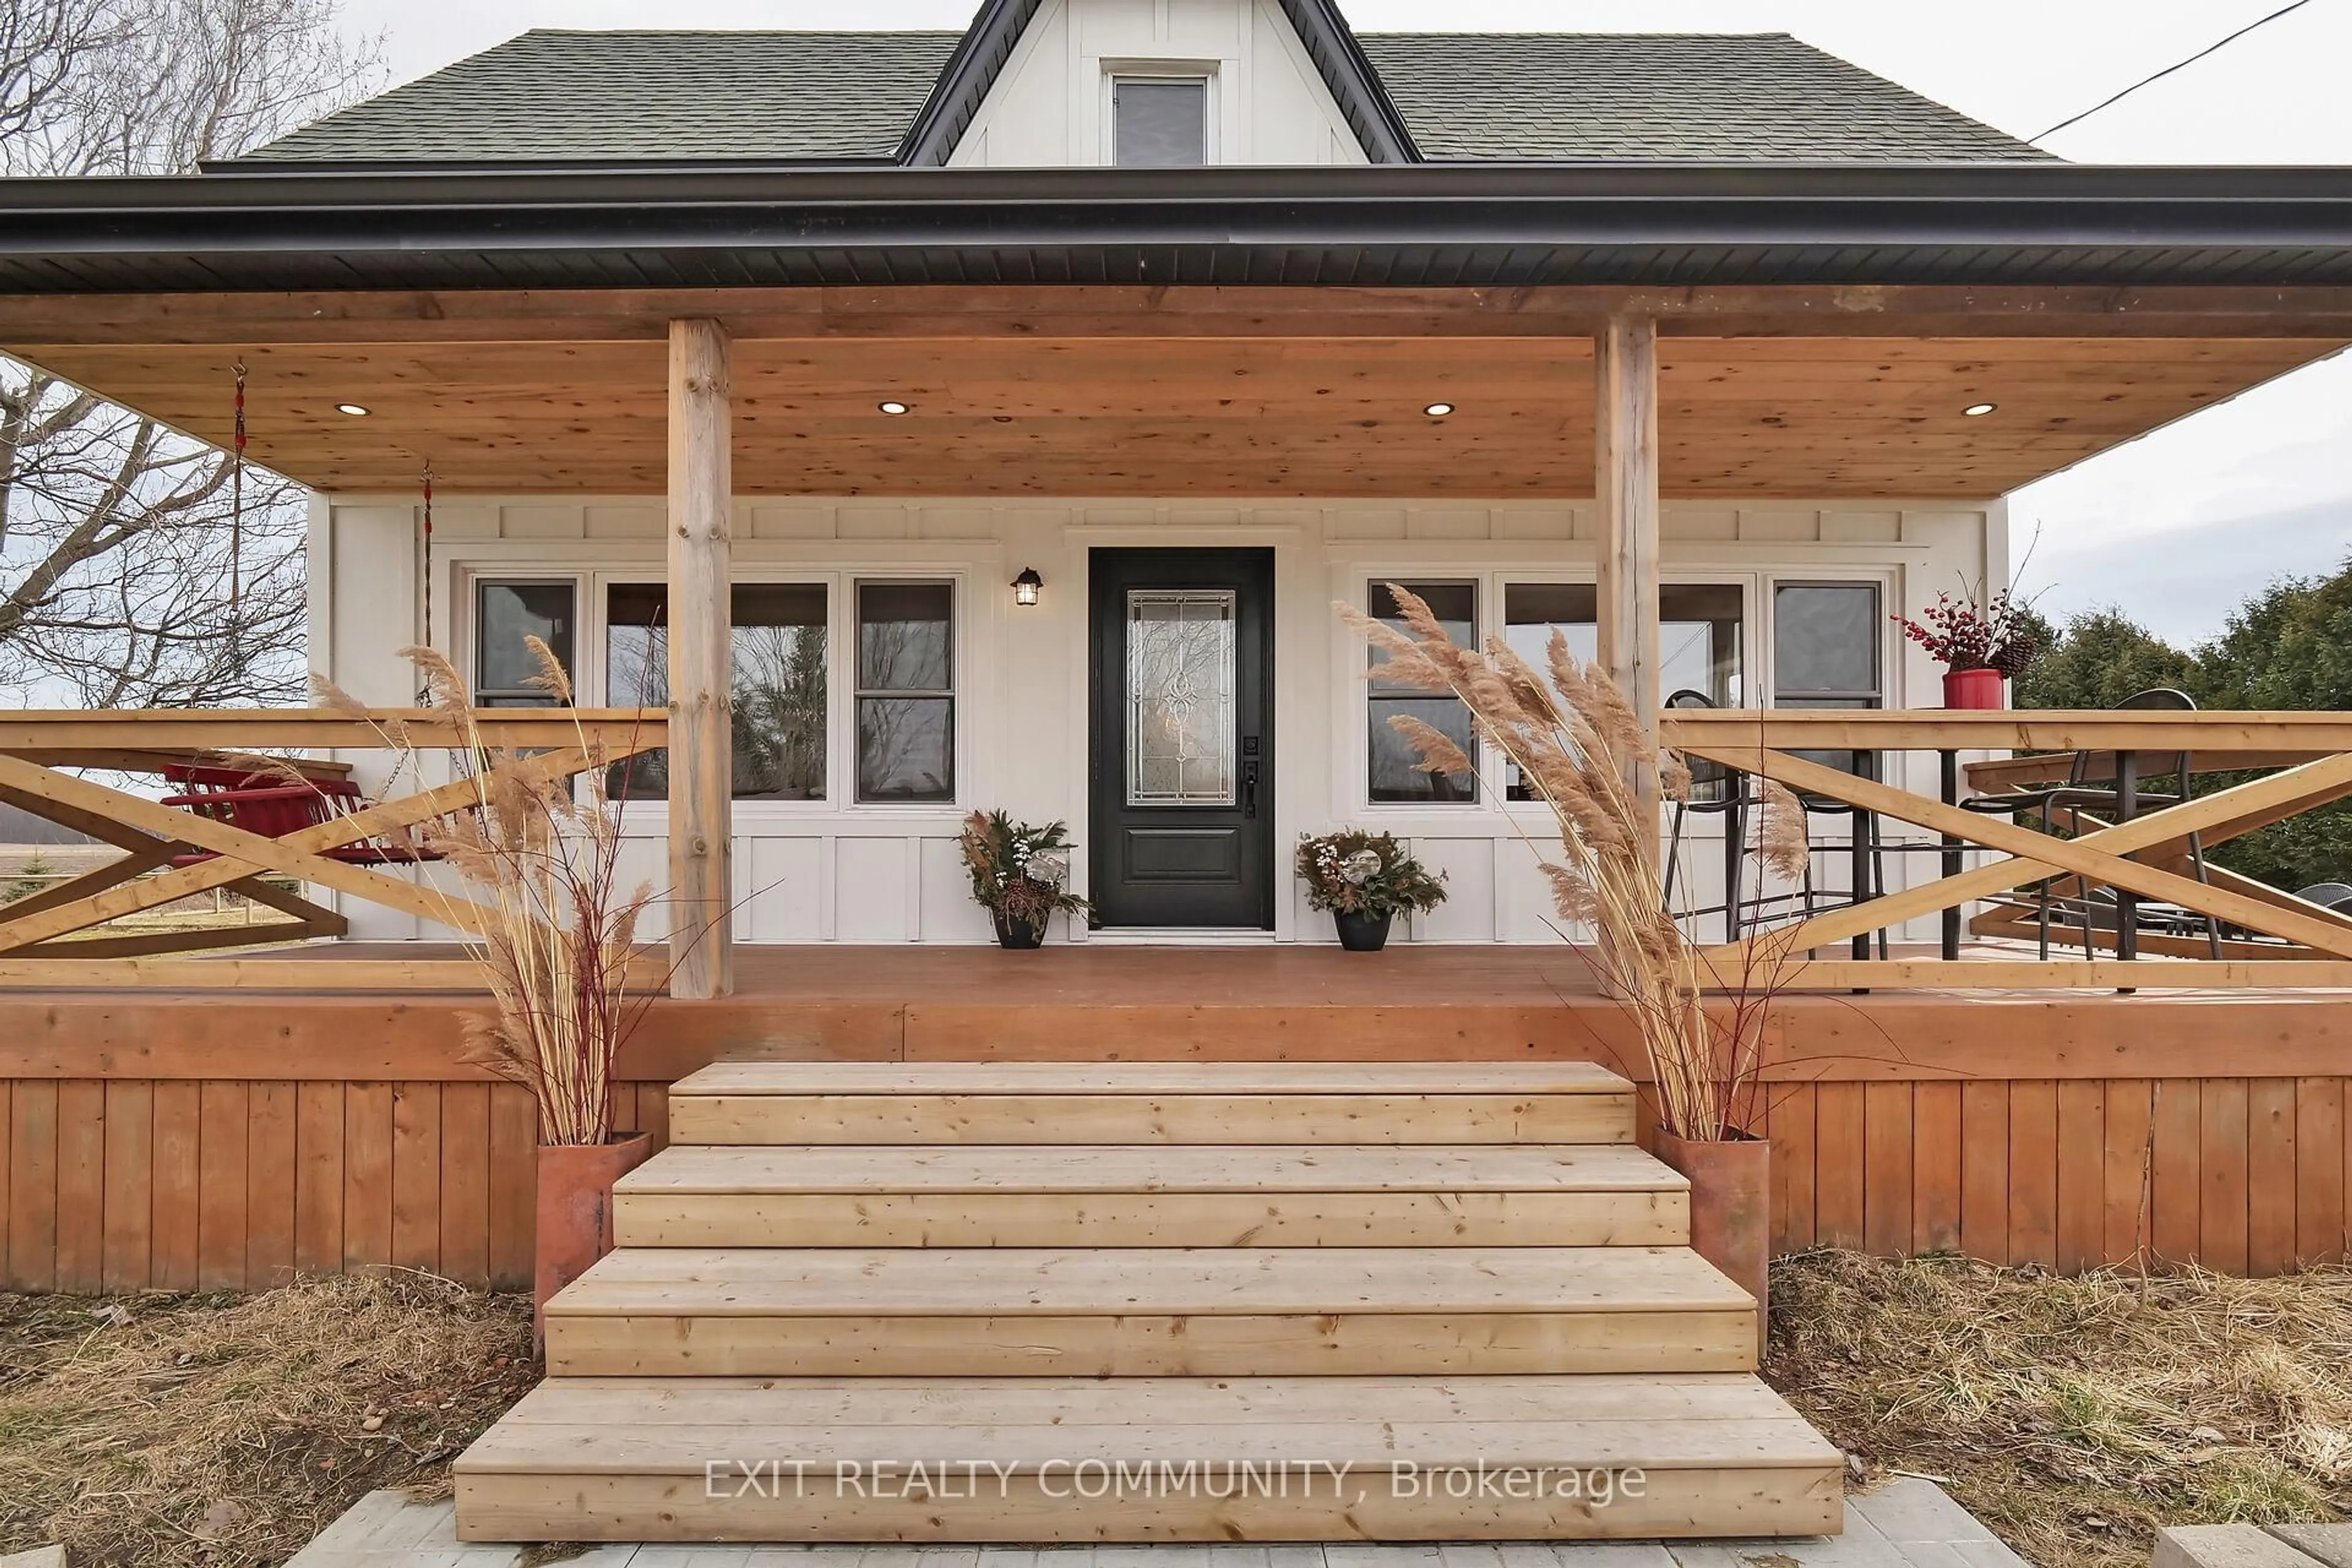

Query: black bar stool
<box><xmin>1659</xmin><ymin>690</ymin><xmax>1763</xmax><ymax>941</ymax></box>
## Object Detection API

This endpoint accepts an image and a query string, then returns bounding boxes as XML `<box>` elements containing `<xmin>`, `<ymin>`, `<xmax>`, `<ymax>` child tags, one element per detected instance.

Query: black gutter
<box><xmin>3</xmin><ymin>162</ymin><xmax>2351</xmax><ymax>292</ymax></box>
<box><xmin>13</xmin><ymin>159</ymin><xmax>2352</xmax><ymax>208</ymax></box>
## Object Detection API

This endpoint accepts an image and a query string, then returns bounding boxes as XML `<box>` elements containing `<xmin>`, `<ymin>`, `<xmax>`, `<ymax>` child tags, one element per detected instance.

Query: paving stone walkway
<box><xmin>284</xmin><ymin>1479</ymin><xmax>2027</xmax><ymax>1568</ymax></box>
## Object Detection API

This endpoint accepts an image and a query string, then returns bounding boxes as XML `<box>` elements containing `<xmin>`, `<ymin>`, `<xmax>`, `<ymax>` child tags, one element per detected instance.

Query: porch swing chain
<box><xmin>229</xmin><ymin>360</ymin><xmax>247</xmax><ymax>622</ymax></box>
<box><xmin>419</xmin><ymin>461</ymin><xmax>435</xmax><ymax>706</ymax></box>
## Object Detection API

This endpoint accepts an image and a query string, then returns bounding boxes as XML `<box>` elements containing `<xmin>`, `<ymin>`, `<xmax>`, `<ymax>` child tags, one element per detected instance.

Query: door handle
<box><xmin>1242</xmin><ymin>759</ymin><xmax>1261</xmax><ymax>819</ymax></box>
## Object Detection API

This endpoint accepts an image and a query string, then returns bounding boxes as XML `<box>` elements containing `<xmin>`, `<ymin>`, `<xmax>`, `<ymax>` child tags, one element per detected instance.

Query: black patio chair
<box><xmin>2295</xmin><ymin>883</ymin><xmax>2352</xmax><ymax>913</ymax></box>
<box><xmin>1959</xmin><ymin>687</ymin><xmax>2222</xmax><ymax>960</ymax></box>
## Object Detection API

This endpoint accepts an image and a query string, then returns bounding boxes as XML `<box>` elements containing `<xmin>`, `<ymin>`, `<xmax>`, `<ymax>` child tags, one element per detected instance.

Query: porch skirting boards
<box><xmin>0</xmin><ymin>948</ymin><xmax>2346</xmax><ymax>1294</ymax></box>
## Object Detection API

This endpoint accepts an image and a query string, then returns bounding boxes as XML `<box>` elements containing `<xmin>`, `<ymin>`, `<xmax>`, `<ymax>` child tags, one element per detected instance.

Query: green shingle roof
<box><xmin>1359</xmin><ymin>34</ymin><xmax>2050</xmax><ymax>162</ymax></box>
<box><xmin>235</xmin><ymin>27</ymin><xmax>2050</xmax><ymax>167</ymax></box>
<box><xmin>241</xmin><ymin>31</ymin><xmax>965</xmax><ymax>164</ymax></box>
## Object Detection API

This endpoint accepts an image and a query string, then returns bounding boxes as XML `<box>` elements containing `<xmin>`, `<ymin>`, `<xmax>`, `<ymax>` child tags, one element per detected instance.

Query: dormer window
<box><xmin>1112</xmin><ymin>75</ymin><xmax>1210</xmax><ymax>167</ymax></box>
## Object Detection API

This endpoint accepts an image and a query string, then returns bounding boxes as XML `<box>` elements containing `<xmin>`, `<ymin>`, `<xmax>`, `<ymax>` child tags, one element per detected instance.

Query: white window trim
<box><xmin>454</xmin><ymin>560</ymin><xmax>975</xmax><ymax>826</ymax></box>
<box><xmin>1103</xmin><ymin>64</ymin><xmax>1219</xmax><ymax>167</ymax></box>
<box><xmin>1333</xmin><ymin>560</ymin><xmax>1907</xmax><ymax>824</ymax></box>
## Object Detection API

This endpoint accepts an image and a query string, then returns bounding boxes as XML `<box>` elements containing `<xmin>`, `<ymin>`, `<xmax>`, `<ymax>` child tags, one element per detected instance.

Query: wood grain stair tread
<box><xmin>617</xmin><ymin>1144</ymin><xmax>1686</xmax><ymax>1194</ymax></box>
<box><xmin>550</xmin><ymin>1246</ymin><xmax>1749</xmax><ymax>1316</ymax></box>
<box><xmin>671</xmin><ymin>1063</ymin><xmax>1631</xmax><ymax>1096</ymax></box>
<box><xmin>456</xmin><ymin>1373</ymin><xmax>1841</xmax><ymax>1475</ymax></box>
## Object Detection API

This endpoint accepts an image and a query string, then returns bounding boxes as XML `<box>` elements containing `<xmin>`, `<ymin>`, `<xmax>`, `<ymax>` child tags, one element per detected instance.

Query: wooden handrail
<box><xmin>1659</xmin><ymin>709</ymin><xmax>2352</xmax><ymax>755</ymax></box>
<box><xmin>0</xmin><ymin>706</ymin><xmax>665</xmax><ymax>752</ymax></box>
<box><xmin>0</xmin><ymin>709</ymin><xmax>671</xmax><ymax>993</ymax></box>
<box><xmin>1671</xmin><ymin>712</ymin><xmax>2352</xmax><ymax>992</ymax></box>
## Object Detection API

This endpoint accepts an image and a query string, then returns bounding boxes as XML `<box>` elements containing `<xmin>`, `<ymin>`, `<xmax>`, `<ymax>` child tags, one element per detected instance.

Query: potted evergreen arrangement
<box><xmin>959</xmin><ymin>810</ymin><xmax>1091</xmax><ymax>948</ymax></box>
<box><xmin>1295</xmin><ymin>829</ymin><xmax>1448</xmax><ymax>951</ymax></box>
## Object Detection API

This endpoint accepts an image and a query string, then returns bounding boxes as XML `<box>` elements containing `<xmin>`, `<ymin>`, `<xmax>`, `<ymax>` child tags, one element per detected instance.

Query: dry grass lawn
<box><xmin>1768</xmin><ymin>1251</ymin><xmax>2352</xmax><ymax>1568</ymax></box>
<box><xmin>1</xmin><ymin>1255</ymin><xmax>2346</xmax><ymax>1567</ymax></box>
<box><xmin>0</xmin><ymin>1275</ymin><xmax>535</xmax><ymax>1567</ymax></box>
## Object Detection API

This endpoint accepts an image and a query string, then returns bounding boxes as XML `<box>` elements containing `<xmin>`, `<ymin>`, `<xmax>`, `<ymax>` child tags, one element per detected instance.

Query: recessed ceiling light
<box><xmin>878</xmin><ymin>400</ymin><xmax>911</xmax><ymax>415</ymax></box>
<box><xmin>1962</xmin><ymin>402</ymin><xmax>1997</xmax><ymax>417</ymax></box>
<box><xmin>1423</xmin><ymin>402</ymin><xmax>1456</xmax><ymax>418</ymax></box>
<box><xmin>336</xmin><ymin>403</ymin><xmax>371</xmax><ymax>417</ymax></box>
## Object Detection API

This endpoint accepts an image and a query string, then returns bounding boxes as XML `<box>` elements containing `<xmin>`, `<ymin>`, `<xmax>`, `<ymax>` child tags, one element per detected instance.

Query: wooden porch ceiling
<box><xmin>2</xmin><ymin>285</ymin><xmax>2343</xmax><ymax>498</ymax></box>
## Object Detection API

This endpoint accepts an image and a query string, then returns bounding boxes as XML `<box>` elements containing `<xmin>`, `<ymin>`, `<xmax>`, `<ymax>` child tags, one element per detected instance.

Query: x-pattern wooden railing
<box><xmin>0</xmin><ymin>709</ymin><xmax>666</xmax><ymax>990</ymax></box>
<box><xmin>1659</xmin><ymin>710</ymin><xmax>2352</xmax><ymax>991</ymax></box>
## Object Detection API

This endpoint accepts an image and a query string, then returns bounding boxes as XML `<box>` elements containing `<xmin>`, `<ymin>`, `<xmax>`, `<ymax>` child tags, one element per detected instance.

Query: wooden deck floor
<box><xmin>3</xmin><ymin>940</ymin><xmax>2347</xmax><ymax>1085</ymax></box>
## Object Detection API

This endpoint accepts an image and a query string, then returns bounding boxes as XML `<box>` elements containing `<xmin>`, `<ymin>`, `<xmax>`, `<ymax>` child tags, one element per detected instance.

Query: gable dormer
<box><xmin>929</xmin><ymin>0</ymin><xmax>1387</xmax><ymax>168</ymax></box>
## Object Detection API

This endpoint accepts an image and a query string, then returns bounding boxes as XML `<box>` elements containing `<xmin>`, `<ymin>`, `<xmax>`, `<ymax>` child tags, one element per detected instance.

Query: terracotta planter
<box><xmin>533</xmin><ymin>1131</ymin><xmax>652</xmax><ymax>1342</ymax></box>
<box><xmin>1942</xmin><ymin>666</ymin><xmax>2007</xmax><ymax>709</ymax></box>
<box><xmin>992</xmin><ymin>909</ymin><xmax>1047</xmax><ymax>949</ymax></box>
<box><xmin>1334</xmin><ymin>910</ymin><xmax>1394</xmax><ymax>951</ymax></box>
<box><xmin>1657</xmin><ymin>1129</ymin><xmax>1771</xmax><ymax>1355</ymax></box>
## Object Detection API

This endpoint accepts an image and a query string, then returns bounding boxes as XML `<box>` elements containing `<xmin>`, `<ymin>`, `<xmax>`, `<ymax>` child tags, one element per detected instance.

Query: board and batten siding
<box><xmin>313</xmin><ymin>495</ymin><xmax>2005</xmax><ymax>945</ymax></box>
<box><xmin>945</xmin><ymin>0</ymin><xmax>1370</xmax><ymax>168</ymax></box>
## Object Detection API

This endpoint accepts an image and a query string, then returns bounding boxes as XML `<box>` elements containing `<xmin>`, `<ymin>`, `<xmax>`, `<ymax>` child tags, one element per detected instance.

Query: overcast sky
<box><xmin>333</xmin><ymin>0</ymin><xmax>2352</xmax><ymax>646</ymax></box>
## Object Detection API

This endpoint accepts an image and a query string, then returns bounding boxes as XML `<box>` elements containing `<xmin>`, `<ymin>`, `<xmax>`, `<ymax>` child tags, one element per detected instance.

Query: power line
<box><xmin>2033</xmin><ymin>0</ymin><xmax>2321</xmax><ymax>142</ymax></box>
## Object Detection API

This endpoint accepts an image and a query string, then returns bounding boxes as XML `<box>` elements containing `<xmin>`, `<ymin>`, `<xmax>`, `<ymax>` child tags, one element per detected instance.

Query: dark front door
<box><xmin>1088</xmin><ymin>548</ymin><xmax>1275</xmax><ymax>929</ymax></box>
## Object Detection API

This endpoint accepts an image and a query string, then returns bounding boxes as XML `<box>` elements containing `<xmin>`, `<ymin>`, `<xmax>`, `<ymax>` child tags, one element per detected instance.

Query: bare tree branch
<box><xmin>0</xmin><ymin>0</ymin><xmax>383</xmax><ymax>706</ymax></box>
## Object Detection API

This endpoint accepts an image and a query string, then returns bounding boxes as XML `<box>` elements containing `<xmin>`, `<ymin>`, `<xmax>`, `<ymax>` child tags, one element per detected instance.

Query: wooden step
<box><xmin>613</xmin><ymin>1144</ymin><xmax>1689</xmax><ymax>1248</ymax></box>
<box><xmin>453</xmin><ymin>1373</ymin><xmax>1843</xmax><ymax>1542</ymax></box>
<box><xmin>543</xmin><ymin>1246</ymin><xmax>1755</xmax><ymax>1378</ymax></box>
<box><xmin>666</xmin><ymin>1061</ymin><xmax>1636</xmax><ymax>1147</ymax></box>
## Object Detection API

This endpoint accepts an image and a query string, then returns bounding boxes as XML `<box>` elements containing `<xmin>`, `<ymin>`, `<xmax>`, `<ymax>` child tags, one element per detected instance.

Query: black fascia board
<box><xmin>1272</xmin><ymin>0</ymin><xmax>1419</xmax><ymax>163</ymax></box>
<box><xmin>897</xmin><ymin>0</ymin><xmax>1046</xmax><ymax>167</ymax></box>
<box><xmin>3</xmin><ymin>163</ymin><xmax>2352</xmax><ymax>287</ymax></box>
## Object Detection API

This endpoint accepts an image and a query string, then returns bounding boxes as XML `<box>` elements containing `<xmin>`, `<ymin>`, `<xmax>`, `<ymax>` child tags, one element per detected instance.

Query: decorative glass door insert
<box><xmin>1125</xmin><ymin>588</ymin><xmax>1237</xmax><ymax>806</ymax></box>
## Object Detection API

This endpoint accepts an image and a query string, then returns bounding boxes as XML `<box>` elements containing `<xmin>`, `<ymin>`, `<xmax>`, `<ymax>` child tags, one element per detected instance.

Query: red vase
<box><xmin>1942</xmin><ymin>667</ymin><xmax>2007</xmax><ymax>709</ymax></box>
<box><xmin>533</xmin><ymin>1131</ymin><xmax>652</xmax><ymax>1343</ymax></box>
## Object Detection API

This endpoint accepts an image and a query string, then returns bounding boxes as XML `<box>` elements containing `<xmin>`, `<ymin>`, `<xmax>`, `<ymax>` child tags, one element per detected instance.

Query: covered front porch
<box><xmin>1</xmin><ymin>279</ymin><xmax>2349</xmax><ymax>997</ymax></box>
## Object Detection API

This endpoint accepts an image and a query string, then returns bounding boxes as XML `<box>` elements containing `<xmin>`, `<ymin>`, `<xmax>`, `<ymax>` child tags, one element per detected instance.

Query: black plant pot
<box><xmin>993</xmin><ymin>909</ymin><xmax>1047</xmax><ymax>950</ymax></box>
<box><xmin>1333</xmin><ymin>910</ymin><xmax>1395</xmax><ymax>952</ymax></box>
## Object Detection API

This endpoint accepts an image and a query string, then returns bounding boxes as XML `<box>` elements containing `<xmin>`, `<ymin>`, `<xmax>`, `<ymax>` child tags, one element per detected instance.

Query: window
<box><xmin>1773</xmin><ymin>583</ymin><xmax>1882</xmax><ymax>709</ymax></box>
<box><xmin>1368</xmin><ymin>581</ymin><xmax>1476</xmax><ymax>804</ymax></box>
<box><xmin>1501</xmin><ymin>582</ymin><xmax>1744</xmax><ymax>799</ymax></box>
<box><xmin>1500</xmin><ymin>582</ymin><xmax>1745</xmax><ymax>705</ymax></box>
<box><xmin>1113</xmin><ymin>76</ymin><xmax>1208</xmax><ymax>167</ymax></box>
<box><xmin>472</xmin><ymin>581</ymin><xmax>576</xmax><ymax>707</ymax></box>
<box><xmin>1774</xmin><ymin>581</ymin><xmax>1883</xmax><ymax>777</ymax></box>
<box><xmin>606</xmin><ymin>582</ymin><xmax>829</xmax><ymax>802</ymax></box>
<box><xmin>856</xmin><ymin>581</ymin><xmax>955</xmax><ymax>804</ymax></box>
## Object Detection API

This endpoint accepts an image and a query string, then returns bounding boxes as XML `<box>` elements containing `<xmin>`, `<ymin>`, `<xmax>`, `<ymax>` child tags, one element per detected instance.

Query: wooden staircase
<box><xmin>454</xmin><ymin>1062</ymin><xmax>1842</xmax><ymax>1544</ymax></box>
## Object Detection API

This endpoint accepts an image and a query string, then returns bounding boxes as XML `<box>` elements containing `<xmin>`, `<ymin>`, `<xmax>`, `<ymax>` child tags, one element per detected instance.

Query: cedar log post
<box><xmin>1595</xmin><ymin>312</ymin><xmax>1663</xmax><ymax>839</ymax></box>
<box><xmin>666</xmin><ymin>318</ymin><xmax>734</xmax><ymax>998</ymax></box>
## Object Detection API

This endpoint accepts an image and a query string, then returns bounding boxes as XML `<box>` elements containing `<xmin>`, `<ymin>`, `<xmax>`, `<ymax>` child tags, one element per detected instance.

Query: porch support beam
<box><xmin>13</xmin><ymin>285</ymin><xmax>2352</xmax><ymax>345</ymax></box>
<box><xmin>666</xmin><ymin>317</ymin><xmax>734</xmax><ymax>1000</ymax></box>
<box><xmin>1595</xmin><ymin>311</ymin><xmax>1662</xmax><ymax>827</ymax></box>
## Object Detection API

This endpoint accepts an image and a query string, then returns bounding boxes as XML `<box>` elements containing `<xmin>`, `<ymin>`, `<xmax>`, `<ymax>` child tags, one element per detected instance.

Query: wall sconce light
<box><xmin>1012</xmin><ymin>567</ymin><xmax>1044</xmax><ymax>607</ymax></box>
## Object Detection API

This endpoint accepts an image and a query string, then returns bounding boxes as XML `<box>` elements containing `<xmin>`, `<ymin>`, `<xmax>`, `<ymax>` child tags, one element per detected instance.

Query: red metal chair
<box><xmin>159</xmin><ymin>764</ymin><xmax>442</xmax><ymax>866</ymax></box>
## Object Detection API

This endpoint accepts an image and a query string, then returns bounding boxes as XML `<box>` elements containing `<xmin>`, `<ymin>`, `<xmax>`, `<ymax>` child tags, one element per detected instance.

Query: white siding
<box><xmin>315</xmin><ymin>494</ymin><xmax>2004</xmax><ymax>946</ymax></box>
<box><xmin>948</xmin><ymin>0</ymin><xmax>1368</xmax><ymax>167</ymax></box>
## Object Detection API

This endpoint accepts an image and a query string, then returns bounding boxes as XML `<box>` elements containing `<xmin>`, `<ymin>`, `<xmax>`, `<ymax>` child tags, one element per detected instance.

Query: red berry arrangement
<box><xmin>1894</xmin><ymin>589</ymin><xmax>2041</xmax><ymax>676</ymax></box>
